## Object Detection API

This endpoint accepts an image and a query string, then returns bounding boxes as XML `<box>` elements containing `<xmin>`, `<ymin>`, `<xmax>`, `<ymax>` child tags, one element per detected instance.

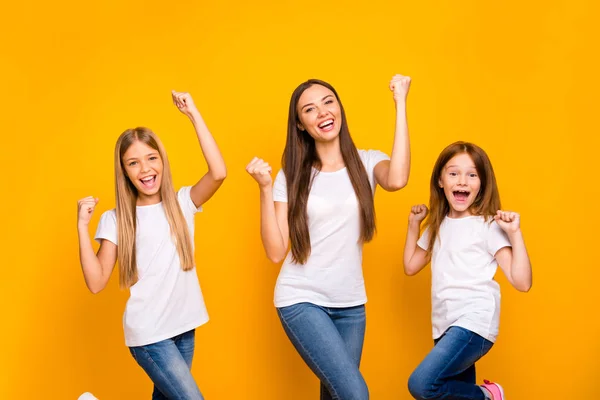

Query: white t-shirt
<box><xmin>95</xmin><ymin>186</ymin><xmax>209</xmax><ymax>347</ymax></box>
<box><xmin>272</xmin><ymin>149</ymin><xmax>390</xmax><ymax>308</ymax></box>
<box><xmin>417</xmin><ymin>216</ymin><xmax>511</xmax><ymax>342</ymax></box>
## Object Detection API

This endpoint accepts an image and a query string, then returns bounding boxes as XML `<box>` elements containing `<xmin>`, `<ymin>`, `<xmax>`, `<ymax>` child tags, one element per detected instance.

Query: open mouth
<box><xmin>140</xmin><ymin>175</ymin><xmax>157</xmax><ymax>188</ymax></box>
<box><xmin>453</xmin><ymin>190</ymin><xmax>470</xmax><ymax>202</ymax></box>
<box><xmin>318</xmin><ymin>119</ymin><xmax>334</xmax><ymax>132</ymax></box>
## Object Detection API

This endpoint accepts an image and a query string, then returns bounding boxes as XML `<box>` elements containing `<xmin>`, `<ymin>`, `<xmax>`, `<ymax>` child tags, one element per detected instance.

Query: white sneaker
<box><xmin>78</xmin><ymin>393</ymin><xmax>99</xmax><ymax>400</ymax></box>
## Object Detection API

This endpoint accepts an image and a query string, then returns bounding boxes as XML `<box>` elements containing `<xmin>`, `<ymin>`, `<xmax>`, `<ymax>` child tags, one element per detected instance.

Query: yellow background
<box><xmin>1</xmin><ymin>0</ymin><xmax>598</xmax><ymax>398</ymax></box>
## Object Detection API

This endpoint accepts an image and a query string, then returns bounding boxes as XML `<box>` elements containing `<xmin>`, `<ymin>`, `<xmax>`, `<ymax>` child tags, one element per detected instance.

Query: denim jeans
<box><xmin>277</xmin><ymin>302</ymin><xmax>368</xmax><ymax>400</ymax></box>
<box><xmin>408</xmin><ymin>326</ymin><xmax>494</xmax><ymax>400</ymax></box>
<box><xmin>129</xmin><ymin>329</ymin><xmax>204</xmax><ymax>400</ymax></box>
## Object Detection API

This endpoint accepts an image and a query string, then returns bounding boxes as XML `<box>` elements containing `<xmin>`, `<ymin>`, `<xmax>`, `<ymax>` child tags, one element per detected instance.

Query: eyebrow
<box><xmin>445</xmin><ymin>165</ymin><xmax>476</xmax><ymax>169</ymax></box>
<box><xmin>125</xmin><ymin>152</ymin><xmax>159</xmax><ymax>162</ymax></box>
<box><xmin>301</xmin><ymin>95</ymin><xmax>334</xmax><ymax>110</ymax></box>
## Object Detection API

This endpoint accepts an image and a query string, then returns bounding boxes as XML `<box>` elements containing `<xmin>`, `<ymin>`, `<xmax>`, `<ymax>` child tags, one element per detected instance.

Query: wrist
<box><xmin>394</xmin><ymin>98</ymin><xmax>407</xmax><ymax>107</ymax></box>
<box><xmin>188</xmin><ymin>110</ymin><xmax>203</xmax><ymax>123</ymax></box>
<box><xmin>408</xmin><ymin>219</ymin><xmax>422</xmax><ymax>228</ymax></box>
<box><xmin>507</xmin><ymin>229</ymin><xmax>523</xmax><ymax>242</ymax></box>
<box><xmin>259</xmin><ymin>184</ymin><xmax>272</xmax><ymax>193</ymax></box>
<box><xmin>77</xmin><ymin>221</ymin><xmax>89</xmax><ymax>231</ymax></box>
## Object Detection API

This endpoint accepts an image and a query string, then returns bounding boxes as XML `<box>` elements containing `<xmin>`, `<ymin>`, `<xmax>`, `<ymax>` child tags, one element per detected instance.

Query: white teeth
<box><xmin>141</xmin><ymin>176</ymin><xmax>154</xmax><ymax>182</ymax></box>
<box><xmin>319</xmin><ymin>119</ymin><xmax>333</xmax><ymax>128</ymax></box>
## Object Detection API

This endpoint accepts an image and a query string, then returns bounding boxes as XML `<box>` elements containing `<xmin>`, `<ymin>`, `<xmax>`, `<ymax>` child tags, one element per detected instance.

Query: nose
<box><xmin>140</xmin><ymin>160</ymin><xmax>151</xmax><ymax>173</ymax></box>
<box><xmin>458</xmin><ymin>174</ymin><xmax>467</xmax><ymax>185</ymax></box>
<box><xmin>317</xmin><ymin>106</ymin><xmax>328</xmax><ymax>118</ymax></box>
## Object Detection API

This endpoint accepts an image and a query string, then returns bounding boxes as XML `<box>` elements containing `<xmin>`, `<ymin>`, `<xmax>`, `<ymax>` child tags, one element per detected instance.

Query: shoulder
<box><xmin>357</xmin><ymin>149</ymin><xmax>390</xmax><ymax>168</ymax></box>
<box><xmin>99</xmin><ymin>209</ymin><xmax>117</xmax><ymax>222</ymax></box>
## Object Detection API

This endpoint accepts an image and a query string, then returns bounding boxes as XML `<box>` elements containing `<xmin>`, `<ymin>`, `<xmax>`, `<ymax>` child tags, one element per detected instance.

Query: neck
<box><xmin>315</xmin><ymin>137</ymin><xmax>344</xmax><ymax>171</ymax></box>
<box><xmin>447</xmin><ymin>209</ymin><xmax>474</xmax><ymax>219</ymax></box>
<box><xmin>136</xmin><ymin>193</ymin><xmax>162</xmax><ymax>206</ymax></box>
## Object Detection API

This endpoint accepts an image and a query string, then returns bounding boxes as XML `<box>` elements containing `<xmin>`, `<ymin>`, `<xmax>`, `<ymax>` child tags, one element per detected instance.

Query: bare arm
<box><xmin>77</xmin><ymin>197</ymin><xmax>117</xmax><ymax>294</ymax></box>
<box><xmin>172</xmin><ymin>91</ymin><xmax>227</xmax><ymax>208</ymax></box>
<box><xmin>374</xmin><ymin>74</ymin><xmax>412</xmax><ymax>191</ymax></box>
<box><xmin>247</xmin><ymin>158</ymin><xmax>289</xmax><ymax>263</ymax></box>
<box><xmin>494</xmin><ymin>210</ymin><xmax>532</xmax><ymax>292</ymax></box>
<box><xmin>403</xmin><ymin>204</ymin><xmax>430</xmax><ymax>275</ymax></box>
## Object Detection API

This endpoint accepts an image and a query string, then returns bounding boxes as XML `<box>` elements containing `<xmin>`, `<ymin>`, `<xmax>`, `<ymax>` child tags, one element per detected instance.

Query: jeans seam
<box><xmin>137</xmin><ymin>346</ymin><xmax>180</xmax><ymax>398</ymax></box>
<box><xmin>277</xmin><ymin>306</ymin><xmax>340</xmax><ymax>399</ymax></box>
<box><xmin>479</xmin><ymin>338</ymin><xmax>492</xmax><ymax>359</ymax></box>
<box><xmin>431</xmin><ymin>329</ymin><xmax>477</xmax><ymax>387</ymax></box>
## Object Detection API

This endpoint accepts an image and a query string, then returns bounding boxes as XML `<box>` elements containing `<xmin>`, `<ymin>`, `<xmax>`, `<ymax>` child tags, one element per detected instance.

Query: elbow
<box><xmin>85</xmin><ymin>278</ymin><xmax>107</xmax><ymax>294</ymax></box>
<box><xmin>516</xmin><ymin>281</ymin><xmax>532</xmax><ymax>293</ymax></box>
<box><xmin>87</xmin><ymin>284</ymin><xmax>105</xmax><ymax>294</ymax></box>
<box><xmin>266</xmin><ymin>247</ymin><xmax>287</xmax><ymax>264</ymax></box>
<box><xmin>211</xmin><ymin>168</ymin><xmax>227</xmax><ymax>182</ymax></box>
<box><xmin>267</xmin><ymin>253</ymin><xmax>285</xmax><ymax>264</ymax></box>
<box><xmin>387</xmin><ymin>177</ymin><xmax>409</xmax><ymax>192</ymax></box>
<box><xmin>403</xmin><ymin>264</ymin><xmax>417</xmax><ymax>276</ymax></box>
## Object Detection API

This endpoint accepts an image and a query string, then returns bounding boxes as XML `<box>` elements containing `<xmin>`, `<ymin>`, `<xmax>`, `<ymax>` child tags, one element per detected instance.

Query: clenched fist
<box><xmin>78</xmin><ymin>196</ymin><xmax>99</xmax><ymax>226</ymax></box>
<box><xmin>494</xmin><ymin>210</ymin><xmax>521</xmax><ymax>234</ymax></box>
<box><xmin>246</xmin><ymin>157</ymin><xmax>273</xmax><ymax>188</ymax></box>
<box><xmin>409</xmin><ymin>204</ymin><xmax>428</xmax><ymax>223</ymax></box>
<box><xmin>172</xmin><ymin>90</ymin><xmax>199</xmax><ymax>118</ymax></box>
<box><xmin>390</xmin><ymin>74</ymin><xmax>411</xmax><ymax>102</ymax></box>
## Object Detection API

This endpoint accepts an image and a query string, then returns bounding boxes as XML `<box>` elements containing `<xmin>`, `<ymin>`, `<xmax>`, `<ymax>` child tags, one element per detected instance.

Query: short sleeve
<box><xmin>486</xmin><ymin>220</ymin><xmax>512</xmax><ymax>256</ymax></box>
<box><xmin>417</xmin><ymin>226</ymin><xmax>431</xmax><ymax>250</ymax></box>
<box><xmin>95</xmin><ymin>210</ymin><xmax>118</xmax><ymax>246</ymax></box>
<box><xmin>273</xmin><ymin>169</ymin><xmax>288</xmax><ymax>203</ymax></box>
<box><xmin>178</xmin><ymin>186</ymin><xmax>203</xmax><ymax>217</ymax></box>
<box><xmin>358</xmin><ymin>149</ymin><xmax>390</xmax><ymax>189</ymax></box>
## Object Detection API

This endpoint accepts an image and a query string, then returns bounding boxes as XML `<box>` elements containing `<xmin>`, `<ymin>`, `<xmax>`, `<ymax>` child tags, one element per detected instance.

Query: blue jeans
<box><xmin>277</xmin><ymin>302</ymin><xmax>368</xmax><ymax>400</ymax></box>
<box><xmin>129</xmin><ymin>329</ymin><xmax>204</xmax><ymax>400</ymax></box>
<box><xmin>408</xmin><ymin>326</ymin><xmax>494</xmax><ymax>400</ymax></box>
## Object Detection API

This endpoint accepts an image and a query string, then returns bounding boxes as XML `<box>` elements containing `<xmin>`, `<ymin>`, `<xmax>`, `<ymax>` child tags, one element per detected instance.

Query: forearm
<box><xmin>387</xmin><ymin>100</ymin><xmax>410</xmax><ymax>189</ymax></box>
<box><xmin>77</xmin><ymin>224</ymin><xmax>107</xmax><ymax>293</ymax></box>
<box><xmin>507</xmin><ymin>230</ymin><xmax>532</xmax><ymax>291</ymax></box>
<box><xmin>189</xmin><ymin>111</ymin><xmax>227</xmax><ymax>181</ymax></box>
<box><xmin>403</xmin><ymin>221</ymin><xmax>421</xmax><ymax>274</ymax></box>
<box><xmin>259</xmin><ymin>187</ymin><xmax>287</xmax><ymax>263</ymax></box>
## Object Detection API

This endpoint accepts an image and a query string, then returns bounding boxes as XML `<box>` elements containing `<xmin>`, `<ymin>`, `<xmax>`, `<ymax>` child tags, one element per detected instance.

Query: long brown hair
<box><xmin>424</xmin><ymin>141</ymin><xmax>501</xmax><ymax>254</ymax></box>
<box><xmin>283</xmin><ymin>79</ymin><xmax>376</xmax><ymax>264</ymax></box>
<box><xmin>114</xmin><ymin>127</ymin><xmax>194</xmax><ymax>288</ymax></box>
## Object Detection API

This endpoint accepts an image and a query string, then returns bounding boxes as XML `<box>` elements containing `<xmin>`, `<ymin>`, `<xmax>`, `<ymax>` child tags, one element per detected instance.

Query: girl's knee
<box><xmin>408</xmin><ymin>371</ymin><xmax>437</xmax><ymax>400</ymax></box>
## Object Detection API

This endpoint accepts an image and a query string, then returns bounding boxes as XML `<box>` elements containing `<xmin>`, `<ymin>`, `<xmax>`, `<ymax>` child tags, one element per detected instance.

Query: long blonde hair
<box><xmin>114</xmin><ymin>127</ymin><xmax>194</xmax><ymax>289</ymax></box>
<box><xmin>424</xmin><ymin>141</ymin><xmax>501</xmax><ymax>255</ymax></box>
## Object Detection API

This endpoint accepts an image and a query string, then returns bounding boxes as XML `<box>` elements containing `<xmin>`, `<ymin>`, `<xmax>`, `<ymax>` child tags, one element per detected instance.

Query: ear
<box><xmin>438</xmin><ymin>178</ymin><xmax>443</xmax><ymax>188</ymax></box>
<box><xmin>297</xmin><ymin>122</ymin><xmax>305</xmax><ymax>131</ymax></box>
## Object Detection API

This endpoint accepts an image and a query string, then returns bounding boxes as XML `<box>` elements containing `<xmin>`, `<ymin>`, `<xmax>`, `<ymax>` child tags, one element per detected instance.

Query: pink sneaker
<box><xmin>481</xmin><ymin>380</ymin><xmax>504</xmax><ymax>400</ymax></box>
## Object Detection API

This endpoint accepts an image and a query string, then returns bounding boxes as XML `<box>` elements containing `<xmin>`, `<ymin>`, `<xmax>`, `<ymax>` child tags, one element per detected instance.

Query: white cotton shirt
<box><xmin>95</xmin><ymin>186</ymin><xmax>209</xmax><ymax>347</ymax></box>
<box><xmin>272</xmin><ymin>149</ymin><xmax>390</xmax><ymax>308</ymax></box>
<box><xmin>417</xmin><ymin>216</ymin><xmax>512</xmax><ymax>342</ymax></box>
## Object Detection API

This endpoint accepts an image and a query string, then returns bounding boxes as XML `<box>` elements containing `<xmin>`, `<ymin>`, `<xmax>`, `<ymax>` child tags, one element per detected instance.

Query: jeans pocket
<box><xmin>277</xmin><ymin>302</ymin><xmax>309</xmax><ymax>323</ymax></box>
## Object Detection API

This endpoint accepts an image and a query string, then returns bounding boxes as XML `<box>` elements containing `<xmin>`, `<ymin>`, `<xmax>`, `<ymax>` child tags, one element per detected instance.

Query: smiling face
<box><xmin>122</xmin><ymin>140</ymin><xmax>164</xmax><ymax>205</ymax></box>
<box><xmin>296</xmin><ymin>84</ymin><xmax>343</xmax><ymax>143</ymax></box>
<box><xmin>438</xmin><ymin>152</ymin><xmax>481</xmax><ymax>218</ymax></box>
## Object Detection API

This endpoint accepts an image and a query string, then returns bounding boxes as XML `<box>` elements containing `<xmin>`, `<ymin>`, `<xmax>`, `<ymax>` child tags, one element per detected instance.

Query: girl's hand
<box><xmin>78</xmin><ymin>196</ymin><xmax>99</xmax><ymax>226</ymax></box>
<box><xmin>409</xmin><ymin>204</ymin><xmax>428</xmax><ymax>223</ymax></box>
<box><xmin>172</xmin><ymin>90</ymin><xmax>199</xmax><ymax>118</ymax></box>
<box><xmin>494</xmin><ymin>210</ymin><xmax>521</xmax><ymax>234</ymax></box>
<box><xmin>389</xmin><ymin>74</ymin><xmax>411</xmax><ymax>102</ymax></box>
<box><xmin>246</xmin><ymin>157</ymin><xmax>273</xmax><ymax>188</ymax></box>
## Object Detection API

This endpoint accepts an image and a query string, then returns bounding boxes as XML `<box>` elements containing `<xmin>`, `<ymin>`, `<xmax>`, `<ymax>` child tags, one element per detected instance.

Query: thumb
<box><xmin>94</xmin><ymin>198</ymin><xmax>100</xmax><ymax>205</ymax></box>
